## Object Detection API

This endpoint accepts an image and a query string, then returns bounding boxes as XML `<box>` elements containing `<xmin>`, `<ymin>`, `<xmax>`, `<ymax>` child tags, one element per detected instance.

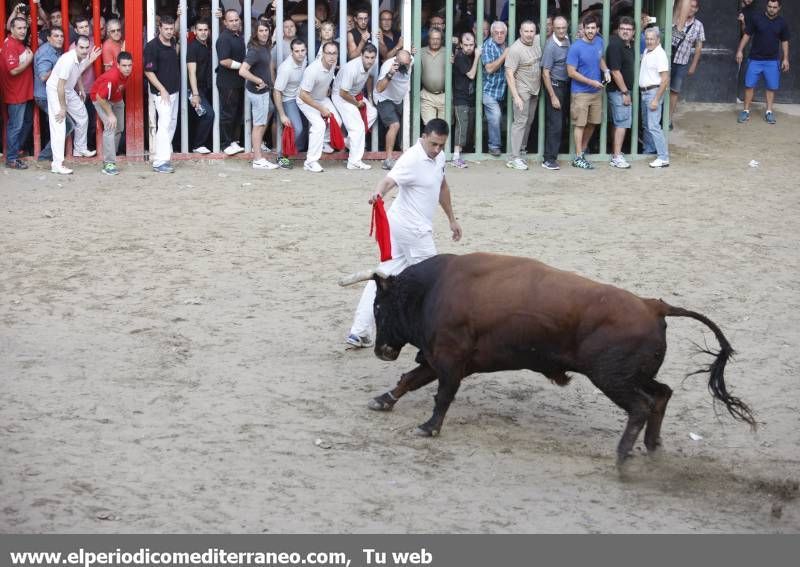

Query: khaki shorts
<box><xmin>571</xmin><ymin>91</ymin><xmax>602</xmax><ymax>127</ymax></box>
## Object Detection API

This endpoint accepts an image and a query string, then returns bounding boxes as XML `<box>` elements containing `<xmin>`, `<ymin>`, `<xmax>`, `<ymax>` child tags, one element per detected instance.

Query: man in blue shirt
<box><xmin>33</xmin><ymin>26</ymin><xmax>73</xmax><ymax>162</ymax></box>
<box><xmin>481</xmin><ymin>21</ymin><xmax>508</xmax><ymax>157</ymax></box>
<box><xmin>566</xmin><ymin>14</ymin><xmax>610</xmax><ymax>169</ymax></box>
<box><xmin>736</xmin><ymin>0</ymin><xmax>791</xmax><ymax>124</ymax></box>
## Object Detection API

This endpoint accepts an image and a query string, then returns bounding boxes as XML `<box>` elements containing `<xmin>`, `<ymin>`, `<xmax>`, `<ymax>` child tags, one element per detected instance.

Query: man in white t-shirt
<box><xmin>346</xmin><ymin>119</ymin><xmax>463</xmax><ymax>348</ymax></box>
<box><xmin>373</xmin><ymin>50</ymin><xmax>413</xmax><ymax>170</ymax></box>
<box><xmin>332</xmin><ymin>44</ymin><xmax>379</xmax><ymax>170</ymax></box>
<box><xmin>297</xmin><ymin>40</ymin><xmax>342</xmax><ymax>172</ymax></box>
<box><xmin>639</xmin><ymin>27</ymin><xmax>670</xmax><ymax>168</ymax></box>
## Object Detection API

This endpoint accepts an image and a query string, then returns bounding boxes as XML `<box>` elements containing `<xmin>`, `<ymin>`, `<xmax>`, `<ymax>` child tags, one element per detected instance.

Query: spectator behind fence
<box><xmin>316</xmin><ymin>22</ymin><xmax>335</xmax><ymax>58</ymax></box>
<box><xmin>736</xmin><ymin>0</ymin><xmax>790</xmax><ymax>125</ymax></box>
<box><xmin>374</xmin><ymin>49</ymin><xmax>413</xmax><ymax>171</ymax></box>
<box><xmin>187</xmin><ymin>18</ymin><xmax>214</xmax><ymax>154</ymax></box>
<box><xmin>377</xmin><ymin>10</ymin><xmax>402</xmax><ymax>60</ymax></box>
<box><xmin>505</xmin><ymin>20</ymin><xmax>542</xmax><ymax>171</ymax></box>
<box><xmin>348</xmin><ymin>6</ymin><xmax>371</xmax><ymax>61</ymax></box>
<box><xmin>70</xmin><ymin>16</ymin><xmax>98</xmax><ymax>151</ymax></box>
<box><xmin>274</xmin><ymin>38</ymin><xmax>309</xmax><ymax>168</ymax></box>
<box><xmin>482</xmin><ymin>21</ymin><xmax>508</xmax><ymax>157</ymax></box>
<box><xmin>541</xmin><ymin>16</ymin><xmax>570</xmax><ymax>171</ymax></box>
<box><xmin>606</xmin><ymin>16</ymin><xmax>635</xmax><ymax>169</ymax></box>
<box><xmin>144</xmin><ymin>16</ymin><xmax>180</xmax><ymax>174</ymax></box>
<box><xmin>102</xmin><ymin>18</ymin><xmax>124</xmax><ymax>71</ymax></box>
<box><xmin>272</xmin><ymin>19</ymin><xmax>296</xmax><ymax>66</ymax></box>
<box><xmin>1</xmin><ymin>16</ymin><xmax>34</xmax><ymax>169</ymax></box>
<box><xmin>332</xmin><ymin>43</ymin><xmax>378</xmax><ymax>170</ymax></box>
<box><xmin>90</xmin><ymin>51</ymin><xmax>132</xmax><ymax>176</ymax></box>
<box><xmin>240</xmin><ymin>21</ymin><xmax>278</xmax><ymax>170</ymax></box>
<box><xmin>451</xmin><ymin>31</ymin><xmax>481</xmax><ymax>168</ymax></box>
<box><xmin>422</xmin><ymin>12</ymin><xmax>445</xmax><ymax>47</ymax></box>
<box><xmin>566</xmin><ymin>15</ymin><xmax>610</xmax><ymax>170</ymax></box>
<box><xmin>639</xmin><ymin>27</ymin><xmax>670</xmax><ymax>168</ymax></box>
<box><xmin>670</xmin><ymin>0</ymin><xmax>705</xmax><ymax>129</ymax></box>
<box><xmin>297</xmin><ymin>41</ymin><xmax>341</xmax><ymax>173</ymax></box>
<box><xmin>46</xmin><ymin>34</ymin><xmax>100</xmax><ymax>175</ymax></box>
<box><xmin>420</xmin><ymin>29</ymin><xmax>446</xmax><ymax>125</ymax></box>
<box><xmin>216</xmin><ymin>9</ymin><xmax>246</xmax><ymax>156</ymax></box>
<box><xmin>34</xmin><ymin>26</ymin><xmax>74</xmax><ymax>163</ymax></box>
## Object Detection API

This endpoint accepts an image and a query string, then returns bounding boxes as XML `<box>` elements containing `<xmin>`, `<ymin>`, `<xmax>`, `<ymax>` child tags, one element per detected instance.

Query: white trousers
<box><xmin>296</xmin><ymin>97</ymin><xmax>340</xmax><ymax>164</ymax></box>
<box><xmin>332</xmin><ymin>94</ymin><xmax>377</xmax><ymax>164</ymax></box>
<box><xmin>153</xmin><ymin>92</ymin><xmax>179</xmax><ymax>166</ymax></box>
<box><xmin>46</xmin><ymin>87</ymin><xmax>89</xmax><ymax>166</ymax></box>
<box><xmin>349</xmin><ymin>222</ymin><xmax>438</xmax><ymax>339</ymax></box>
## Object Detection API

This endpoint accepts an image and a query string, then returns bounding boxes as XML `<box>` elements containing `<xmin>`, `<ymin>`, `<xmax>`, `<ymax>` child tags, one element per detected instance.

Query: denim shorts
<box><xmin>745</xmin><ymin>59</ymin><xmax>781</xmax><ymax>91</ymax></box>
<box><xmin>246</xmin><ymin>89</ymin><xmax>270</xmax><ymax>126</ymax></box>
<box><xmin>670</xmin><ymin>62</ymin><xmax>690</xmax><ymax>93</ymax></box>
<box><xmin>607</xmin><ymin>91</ymin><xmax>632</xmax><ymax>128</ymax></box>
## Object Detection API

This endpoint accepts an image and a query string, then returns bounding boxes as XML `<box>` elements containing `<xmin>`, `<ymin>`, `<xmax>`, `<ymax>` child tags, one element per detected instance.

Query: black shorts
<box><xmin>377</xmin><ymin>99</ymin><xmax>403</xmax><ymax>126</ymax></box>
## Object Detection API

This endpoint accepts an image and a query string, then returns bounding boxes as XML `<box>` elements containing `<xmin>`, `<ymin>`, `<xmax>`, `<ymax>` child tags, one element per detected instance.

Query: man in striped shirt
<box><xmin>481</xmin><ymin>21</ymin><xmax>509</xmax><ymax>157</ymax></box>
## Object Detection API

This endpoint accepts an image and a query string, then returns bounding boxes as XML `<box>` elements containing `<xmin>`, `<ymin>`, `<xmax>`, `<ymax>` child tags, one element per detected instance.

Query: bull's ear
<box><xmin>374</xmin><ymin>274</ymin><xmax>391</xmax><ymax>292</ymax></box>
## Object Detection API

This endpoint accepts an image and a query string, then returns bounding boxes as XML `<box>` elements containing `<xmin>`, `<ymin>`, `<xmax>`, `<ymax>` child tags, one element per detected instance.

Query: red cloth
<box><xmin>281</xmin><ymin>124</ymin><xmax>297</xmax><ymax>156</ymax></box>
<box><xmin>355</xmin><ymin>93</ymin><xmax>369</xmax><ymax>131</ymax></box>
<box><xmin>327</xmin><ymin>114</ymin><xmax>345</xmax><ymax>150</ymax></box>
<box><xmin>0</xmin><ymin>36</ymin><xmax>34</xmax><ymax>103</ymax></box>
<box><xmin>89</xmin><ymin>67</ymin><xmax>129</xmax><ymax>102</ymax></box>
<box><xmin>370</xmin><ymin>197</ymin><xmax>392</xmax><ymax>262</ymax></box>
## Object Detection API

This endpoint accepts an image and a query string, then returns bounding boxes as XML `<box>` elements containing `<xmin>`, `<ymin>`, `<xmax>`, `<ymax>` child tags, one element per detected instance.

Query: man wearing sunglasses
<box><xmin>102</xmin><ymin>19</ymin><xmax>124</xmax><ymax>72</ymax></box>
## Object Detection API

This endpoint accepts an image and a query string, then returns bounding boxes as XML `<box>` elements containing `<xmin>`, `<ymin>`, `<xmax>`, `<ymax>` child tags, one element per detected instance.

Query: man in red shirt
<box><xmin>90</xmin><ymin>51</ymin><xmax>132</xmax><ymax>176</ymax></box>
<box><xmin>101</xmin><ymin>18</ymin><xmax>124</xmax><ymax>71</ymax></box>
<box><xmin>1</xmin><ymin>17</ymin><xmax>34</xmax><ymax>169</ymax></box>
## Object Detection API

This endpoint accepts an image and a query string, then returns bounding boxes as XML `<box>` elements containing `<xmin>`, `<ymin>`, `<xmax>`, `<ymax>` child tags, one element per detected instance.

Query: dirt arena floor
<box><xmin>2</xmin><ymin>103</ymin><xmax>799</xmax><ymax>533</ymax></box>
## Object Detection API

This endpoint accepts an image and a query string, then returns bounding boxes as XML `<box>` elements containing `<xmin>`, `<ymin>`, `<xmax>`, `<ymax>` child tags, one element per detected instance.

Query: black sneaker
<box><xmin>6</xmin><ymin>159</ymin><xmax>28</xmax><ymax>170</ymax></box>
<box><xmin>541</xmin><ymin>160</ymin><xmax>560</xmax><ymax>170</ymax></box>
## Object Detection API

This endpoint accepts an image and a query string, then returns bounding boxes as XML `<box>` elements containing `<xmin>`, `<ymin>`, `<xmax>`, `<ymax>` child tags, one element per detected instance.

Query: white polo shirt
<box><xmin>373</xmin><ymin>56</ymin><xmax>413</xmax><ymax>104</ymax></box>
<box><xmin>299</xmin><ymin>58</ymin><xmax>335</xmax><ymax>102</ymax></box>
<box><xmin>639</xmin><ymin>44</ymin><xmax>669</xmax><ymax>88</ymax></box>
<box><xmin>333</xmin><ymin>56</ymin><xmax>373</xmax><ymax>97</ymax></box>
<box><xmin>274</xmin><ymin>55</ymin><xmax>307</xmax><ymax>102</ymax></box>
<box><xmin>46</xmin><ymin>49</ymin><xmax>84</xmax><ymax>92</ymax></box>
<box><xmin>387</xmin><ymin>139</ymin><xmax>446</xmax><ymax>232</ymax></box>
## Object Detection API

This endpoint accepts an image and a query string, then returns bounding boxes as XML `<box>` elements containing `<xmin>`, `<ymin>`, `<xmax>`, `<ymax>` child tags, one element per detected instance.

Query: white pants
<box><xmin>296</xmin><ymin>97</ymin><xmax>340</xmax><ymax>164</ymax></box>
<box><xmin>332</xmin><ymin>94</ymin><xmax>377</xmax><ymax>164</ymax></box>
<box><xmin>46</xmin><ymin>87</ymin><xmax>89</xmax><ymax>166</ymax></box>
<box><xmin>153</xmin><ymin>92</ymin><xmax>179</xmax><ymax>166</ymax></box>
<box><xmin>349</xmin><ymin>222</ymin><xmax>438</xmax><ymax>339</ymax></box>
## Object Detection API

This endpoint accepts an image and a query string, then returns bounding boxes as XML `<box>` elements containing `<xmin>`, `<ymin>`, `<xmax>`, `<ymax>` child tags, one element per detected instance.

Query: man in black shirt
<box><xmin>216</xmin><ymin>9</ymin><xmax>246</xmax><ymax>155</ymax></box>
<box><xmin>606</xmin><ymin>17</ymin><xmax>635</xmax><ymax>169</ymax></box>
<box><xmin>144</xmin><ymin>16</ymin><xmax>180</xmax><ymax>173</ymax></box>
<box><xmin>451</xmin><ymin>31</ymin><xmax>481</xmax><ymax>167</ymax></box>
<box><xmin>187</xmin><ymin>18</ymin><xmax>215</xmax><ymax>153</ymax></box>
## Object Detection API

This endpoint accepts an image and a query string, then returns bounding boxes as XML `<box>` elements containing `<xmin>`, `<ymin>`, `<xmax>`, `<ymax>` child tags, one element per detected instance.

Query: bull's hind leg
<box><xmin>368</xmin><ymin>364</ymin><xmax>437</xmax><ymax>411</ymax></box>
<box><xmin>642</xmin><ymin>380</ymin><xmax>673</xmax><ymax>453</ymax></box>
<box><xmin>415</xmin><ymin>374</ymin><xmax>462</xmax><ymax>437</ymax></box>
<box><xmin>593</xmin><ymin>379</ymin><xmax>654</xmax><ymax>465</ymax></box>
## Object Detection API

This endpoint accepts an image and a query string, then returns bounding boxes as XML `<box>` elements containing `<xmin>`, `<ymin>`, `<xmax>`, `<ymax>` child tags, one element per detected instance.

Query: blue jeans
<box><xmin>641</xmin><ymin>90</ymin><xmax>668</xmax><ymax>161</ymax></box>
<box><xmin>282</xmin><ymin>99</ymin><xmax>307</xmax><ymax>152</ymax></box>
<box><xmin>35</xmin><ymin>97</ymin><xmax>75</xmax><ymax>161</ymax></box>
<box><xmin>4</xmin><ymin>101</ymin><xmax>32</xmax><ymax>162</ymax></box>
<box><xmin>482</xmin><ymin>93</ymin><xmax>503</xmax><ymax>152</ymax></box>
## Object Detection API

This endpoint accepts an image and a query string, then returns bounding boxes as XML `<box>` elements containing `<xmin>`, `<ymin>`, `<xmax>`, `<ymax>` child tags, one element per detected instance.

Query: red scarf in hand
<box><xmin>281</xmin><ymin>125</ymin><xmax>297</xmax><ymax>156</ymax></box>
<box><xmin>327</xmin><ymin>114</ymin><xmax>345</xmax><ymax>150</ymax></box>
<box><xmin>355</xmin><ymin>93</ymin><xmax>370</xmax><ymax>131</ymax></box>
<box><xmin>370</xmin><ymin>196</ymin><xmax>392</xmax><ymax>261</ymax></box>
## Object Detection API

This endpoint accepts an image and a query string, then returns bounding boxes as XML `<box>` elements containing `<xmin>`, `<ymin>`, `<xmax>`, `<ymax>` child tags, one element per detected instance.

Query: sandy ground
<box><xmin>1</xmin><ymin>103</ymin><xmax>799</xmax><ymax>533</ymax></box>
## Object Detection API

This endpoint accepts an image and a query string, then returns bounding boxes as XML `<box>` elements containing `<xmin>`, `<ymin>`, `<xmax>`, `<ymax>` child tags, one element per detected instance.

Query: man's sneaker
<box><xmin>765</xmin><ymin>111</ymin><xmax>776</xmax><ymax>125</ymax></box>
<box><xmin>506</xmin><ymin>158</ymin><xmax>528</xmax><ymax>170</ymax></box>
<box><xmin>345</xmin><ymin>334</ymin><xmax>374</xmax><ymax>348</ymax></box>
<box><xmin>73</xmin><ymin>149</ymin><xmax>97</xmax><ymax>157</ymax></box>
<box><xmin>541</xmin><ymin>159</ymin><xmax>560</xmax><ymax>170</ymax></box>
<box><xmin>649</xmin><ymin>158</ymin><xmax>670</xmax><ymax>168</ymax></box>
<box><xmin>153</xmin><ymin>162</ymin><xmax>175</xmax><ymax>173</ymax></box>
<box><xmin>381</xmin><ymin>158</ymin><xmax>395</xmax><ymax>170</ymax></box>
<box><xmin>51</xmin><ymin>163</ymin><xmax>72</xmax><ymax>174</ymax></box>
<box><xmin>489</xmin><ymin>147</ymin><xmax>501</xmax><ymax>157</ymax></box>
<box><xmin>451</xmin><ymin>158</ymin><xmax>468</xmax><ymax>168</ymax></box>
<box><xmin>737</xmin><ymin>110</ymin><xmax>750</xmax><ymax>123</ymax></box>
<box><xmin>572</xmin><ymin>155</ymin><xmax>594</xmax><ymax>169</ymax></box>
<box><xmin>260</xmin><ymin>142</ymin><xmax>272</xmax><ymax>152</ymax></box>
<box><xmin>346</xmin><ymin>160</ymin><xmax>371</xmax><ymax>170</ymax></box>
<box><xmin>101</xmin><ymin>162</ymin><xmax>120</xmax><ymax>175</ymax></box>
<box><xmin>253</xmin><ymin>158</ymin><xmax>279</xmax><ymax>170</ymax></box>
<box><xmin>322</xmin><ymin>143</ymin><xmax>335</xmax><ymax>154</ymax></box>
<box><xmin>193</xmin><ymin>146</ymin><xmax>211</xmax><ymax>154</ymax></box>
<box><xmin>223</xmin><ymin>143</ymin><xmax>244</xmax><ymax>156</ymax></box>
<box><xmin>278</xmin><ymin>157</ymin><xmax>293</xmax><ymax>169</ymax></box>
<box><xmin>7</xmin><ymin>159</ymin><xmax>28</xmax><ymax>170</ymax></box>
<box><xmin>304</xmin><ymin>161</ymin><xmax>324</xmax><ymax>173</ymax></box>
<box><xmin>609</xmin><ymin>155</ymin><xmax>631</xmax><ymax>169</ymax></box>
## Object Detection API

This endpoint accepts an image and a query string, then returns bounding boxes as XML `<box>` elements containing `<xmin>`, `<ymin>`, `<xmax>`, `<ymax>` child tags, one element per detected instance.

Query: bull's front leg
<box><xmin>415</xmin><ymin>374</ymin><xmax>462</xmax><ymax>437</ymax></box>
<box><xmin>368</xmin><ymin>364</ymin><xmax>437</xmax><ymax>411</ymax></box>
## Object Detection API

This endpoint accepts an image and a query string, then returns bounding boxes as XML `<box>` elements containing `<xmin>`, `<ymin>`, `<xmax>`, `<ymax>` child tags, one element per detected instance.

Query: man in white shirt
<box><xmin>297</xmin><ymin>41</ymin><xmax>342</xmax><ymax>173</ymax></box>
<box><xmin>345</xmin><ymin>119</ymin><xmax>463</xmax><ymax>349</ymax></box>
<box><xmin>373</xmin><ymin>49</ymin><xmax>413</xmax><ymax>170</ymax></box>
<box><xmin>46</xmin><ymin>35</ymin><xmax>100</xmax><ymax>174</ymax></box>
<box><xmin>332</xmin><ymin>44</ymin><xmax>378</xmax><ymax>170</ymax></box>
<box><xmin>274</xmin><ymin>37</ymin><xmax>309</xmax><ymax>167</ymax></box>
<box><xmin>639</xmin><ymin>27</ymin><xmax>670</xmax><ymax>168</ymax></box>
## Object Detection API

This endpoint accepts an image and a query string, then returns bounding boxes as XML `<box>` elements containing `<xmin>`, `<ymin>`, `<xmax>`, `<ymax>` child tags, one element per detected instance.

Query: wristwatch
<box><xmin>621</xmin><ymin>91</ymin><xmax>629</xmax><ymax>95</ymax></box>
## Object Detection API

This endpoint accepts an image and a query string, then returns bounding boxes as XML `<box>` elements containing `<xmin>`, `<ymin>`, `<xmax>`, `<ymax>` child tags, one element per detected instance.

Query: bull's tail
<box><xmin>658</xmin><ymin>301</ymin><xmax>756</xmax><ymax>428</ymax></box>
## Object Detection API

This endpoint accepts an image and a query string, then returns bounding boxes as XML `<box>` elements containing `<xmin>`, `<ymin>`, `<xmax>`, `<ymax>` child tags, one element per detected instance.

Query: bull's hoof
<box><xmin>414</xmin><ymin>425</ymin><xmax>439</xmax><ymax>437</ymax></box>
<box><xmin>367</xmin><ymin>393</ymin><xmax>396</xmax><ymax>411</ymax></box>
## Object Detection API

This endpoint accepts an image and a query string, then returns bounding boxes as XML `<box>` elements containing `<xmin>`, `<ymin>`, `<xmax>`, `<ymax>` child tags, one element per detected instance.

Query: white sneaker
<box><xmin>322</xmin><ymin>143</ymin><xmax>335</xmax><ymax>154</ymax></box>
<box><xmin>346</xmin><ymin>160</ymin><xmax>371</xmax><ymax>170</ymax></box>
<box><xmin>73</xmin><ymin>149</ymin><xmax>96</xmax><ymax>157</ymax></box>
<box><xmin>303</xmin><ymin>161</ymin><xmax>324</xmax><ymax>173</ymax></box>
<box><xmin>253</xmin><ymin>158</ymin><xmax>279</xmax><ymax>170</ymax></box>
<box><xmin>51</xmin><ymin>164</ymin><xmax>73</xmax><ymax>174</ymax></box>
<box><xmin>223</xmin><ymin>143</ymin><xmax>244</xmax><ymax>156</ymax></box>
<box><xmin>649</xmin><ymin>158</ymin><xmax>670</xmax><ymax>168</ymax></box>
<box><xmin>193</xmin><ymin>146</ymin><xmax>211</xmax><ymax>154</ymax></box>
<box><xmin>505</xmin><ymin>158</ymin><xmax>528</xmax><ymax>170</ymax></box>
<box><xmin>260</xmin><ymin>142</ymin><xmax>272</xmax><ymax>152</ymax></box>
<box><xmin>610</xmin><ymin>155</ymin><xmax>631</xmax><ymax>169</ymax></box>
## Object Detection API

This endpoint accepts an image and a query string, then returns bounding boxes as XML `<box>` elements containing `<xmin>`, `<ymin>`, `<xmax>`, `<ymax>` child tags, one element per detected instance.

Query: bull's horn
<box><xmin>338</xmin><ymin>269</ymin><xmax>375</xmax><ymax>286</ymax></box>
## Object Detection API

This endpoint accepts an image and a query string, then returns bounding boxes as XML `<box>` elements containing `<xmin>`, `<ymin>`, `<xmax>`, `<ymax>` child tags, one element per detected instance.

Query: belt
<box><xmin>640</xmin><ymin>85</ymin><xmax>660</xmax><ymax>91</ymax></box>
<box><xmin>550</xmin><ymin>80</ymin><xmax>567</xmax><ymax>87</ymax></box>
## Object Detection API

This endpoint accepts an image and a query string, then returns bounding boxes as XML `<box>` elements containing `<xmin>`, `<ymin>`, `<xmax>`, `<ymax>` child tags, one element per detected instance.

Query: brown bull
<box><xmin>341</xmin><ymin>253</ymin><xmax>755</xmax><ymax>465</ymax></box>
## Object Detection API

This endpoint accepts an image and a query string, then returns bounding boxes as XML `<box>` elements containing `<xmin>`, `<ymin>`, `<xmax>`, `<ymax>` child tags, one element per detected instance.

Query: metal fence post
<box><xmin>474</xmin><ymin>0</ymin><xmax>484</xmax><ymax>157</ymax></box>
<box><xmin>211</xmin><ymin>0</ymin><xmax>220</xmax><ymax>153</ymax></box>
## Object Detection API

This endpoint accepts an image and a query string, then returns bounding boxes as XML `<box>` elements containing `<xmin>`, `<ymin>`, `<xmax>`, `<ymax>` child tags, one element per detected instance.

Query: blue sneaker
<box><xmin>153</xmin><ymin>162</ymin><xmax>174</xmax><ymax>174</ymax></box>
<box><xmin>765</xmin><ymin>111</ymin><xmax>776</xmax><ymax>125</ymax></box>
<box><xmin>737</xmin><ymin>110</ymin><xmax>750</xmax><ymax>123</ymax></box>
<box><xmin>345</xmin><ymin>334</ymin><xmax>374</xmax><ymax>348</ymax></box>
